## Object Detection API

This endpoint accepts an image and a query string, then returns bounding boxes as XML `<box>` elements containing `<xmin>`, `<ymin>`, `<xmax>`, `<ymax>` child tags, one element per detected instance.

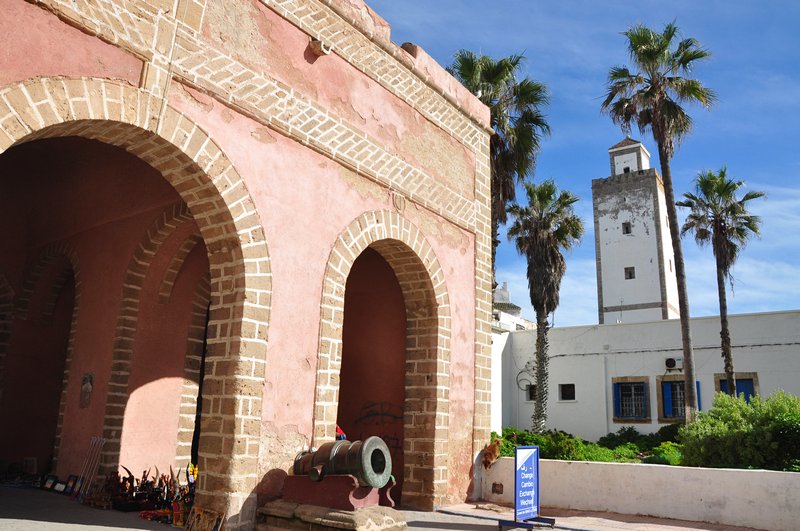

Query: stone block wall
<box><xmin>0</xmin><ymin>1</ymin><xmax>491</xmax><ymax>528</ymax></box>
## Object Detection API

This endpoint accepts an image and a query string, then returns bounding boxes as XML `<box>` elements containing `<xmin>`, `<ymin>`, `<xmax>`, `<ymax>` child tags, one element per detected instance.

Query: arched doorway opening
<box><xmin>314</xmin><ymin>211</ymin><xmax>452</xmax><ymax>510</ymax></box>
<box><xmin>0</xmin><ymin>76</ymin><xmax>272</xmax><ymax>527</ymax></box>
<box><xmin>0</xmin><ymin>137</ymin><xmax>210</xmax><ymax>479</ymax></box>
<box><xmin>0</xmin><ymin>249</ymin><xmax>75</xmax><ymax>475</ymax></box>
<box><xmin>337</xmin><ymin>248</ymin><xmax>406</xmax><ymax>500</ymax></box>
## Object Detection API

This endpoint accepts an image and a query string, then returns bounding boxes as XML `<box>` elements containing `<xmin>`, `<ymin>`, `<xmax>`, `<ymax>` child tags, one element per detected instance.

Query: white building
<box><xmin>500</xmin><ymin>310</ymin><xmax>800</xmax><ymax>441</ymax></box>
<box><xmin>493</xmin><ymin>139</ymin><xmax>800</xmax><ymax>440</ymax></box>
<box><xmin>492</xmin><ymin>282</ymin><xmax>535</xmax><ymax>333</ymax></box>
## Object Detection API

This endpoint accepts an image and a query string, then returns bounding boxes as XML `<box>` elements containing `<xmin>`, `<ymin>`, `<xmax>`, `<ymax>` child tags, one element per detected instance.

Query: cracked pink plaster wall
<box><xmin>170</xmin><ymin>78</ymin><xmax>478</xmax><ymax>503</ymax></box>
<box><xmin>0</xmin><ymin>0</ymin><xmax>142</xmax><ymax>87</ymax></box>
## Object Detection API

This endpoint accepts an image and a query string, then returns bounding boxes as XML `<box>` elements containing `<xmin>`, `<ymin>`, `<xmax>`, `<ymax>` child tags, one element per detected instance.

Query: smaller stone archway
<box><xmin>313</xmin><ymin>210</ymin><xmax>451</xmax><ymax>510</ymax></box>
<box><xmin>0</xmin><ymin>242</ymin><xmax>80</xmax><ymax>472</ymax></box>
<box><xmin>99</xmin><ymin>202</ymin><xmax>196</xmax><ymax>475</ymax></box>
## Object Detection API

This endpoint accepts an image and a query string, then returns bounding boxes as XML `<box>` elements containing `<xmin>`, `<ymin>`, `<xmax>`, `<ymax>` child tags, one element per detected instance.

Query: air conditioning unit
<box><xmin>665</xmin><ymin>357</ymin><xmax>684</xmax><ymax>370</ymax></box>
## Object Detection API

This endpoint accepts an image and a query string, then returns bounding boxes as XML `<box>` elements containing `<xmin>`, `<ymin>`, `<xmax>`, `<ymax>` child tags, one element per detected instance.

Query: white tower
<box><xmin>592</xmin><ymin>138</ymin><xmax>679</xmax><ymax>324</ymax></box>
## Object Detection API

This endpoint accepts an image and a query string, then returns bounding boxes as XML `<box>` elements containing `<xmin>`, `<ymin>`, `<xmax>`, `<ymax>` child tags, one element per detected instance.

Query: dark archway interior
<box><xmin>337</xmin><ymin>247</ymin><xmax>406</xmax><ymax>500</ymax></box>
<box><xmin>0</xmin><ymin>137</ymin><xmax>209</xmax><ymax>478</ymax></box>
<box><xmin>0</xmin><ymin>265</ymin><xmax>74</xmax><ymax>474</ymax></box>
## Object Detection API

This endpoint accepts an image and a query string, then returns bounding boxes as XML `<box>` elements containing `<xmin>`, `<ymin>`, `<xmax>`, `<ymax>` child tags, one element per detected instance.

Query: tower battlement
<box><xmin>592</xmin><ymin>168</ymin><xmax>660</xmax><ymax>190</ymax></box>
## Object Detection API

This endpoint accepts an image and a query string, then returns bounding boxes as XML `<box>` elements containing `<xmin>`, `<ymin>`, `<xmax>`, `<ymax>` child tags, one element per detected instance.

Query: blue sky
<box><xmin>368</xmin><ymin>0</ymin><xmax>800</xmax><ymax>326</ymax></box>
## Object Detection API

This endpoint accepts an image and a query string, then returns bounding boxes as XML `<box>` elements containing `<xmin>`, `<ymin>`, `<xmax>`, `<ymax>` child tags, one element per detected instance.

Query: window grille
<box><xmin>559</xmin><ymin>383</ymin><xmax>576</xmax><ymax>401</ymax></box>
<box><xmin>619</xmin><ymin>382</ymin><xmax>646</xmax><ymax>417</ymax></box>
<box><xmin>664</xmin><ymin>381</ymin><xmax>685</xmax><ymax>418</ymax></box>
<box><xmin>613</xmin><ymin>379</ymin><xmax>651</xmax><ymax>421</ymax></box>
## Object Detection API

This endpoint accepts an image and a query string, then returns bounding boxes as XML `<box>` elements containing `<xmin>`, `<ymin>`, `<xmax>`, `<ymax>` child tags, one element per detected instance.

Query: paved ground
<box><xmin>0</xmin><ymin>485</ymin><xmax>164</xmax><ymax>530</ymax></box>
<box><xmin>0</xmin><ymin>486</ymin><xmax>763</xmax><ymax>530</ymax></box>
<box><xmin>406</xmin><ymin>504</ymin><xmax>763</xmax><ymax>531</ymax></box>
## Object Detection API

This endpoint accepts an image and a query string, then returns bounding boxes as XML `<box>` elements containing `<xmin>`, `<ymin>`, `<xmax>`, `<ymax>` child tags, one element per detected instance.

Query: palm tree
<box><xmin>678</xmin><ymin>168</ymin><xmax>764</xmax><ymax>396</ymax></box>
<box><xmin>507</xmin><ymin>180</ymin><xmax>584</xmax><ymax>432</ymax></box>
<box><xmin>447</xmin><ymin>50</ymin><xmax>550</xmax><ymax>283</ymax></box>
<box><xmin>601</xmin><ymin>22</ymin><xmax>715</xmax><ymax>420</ymax></box>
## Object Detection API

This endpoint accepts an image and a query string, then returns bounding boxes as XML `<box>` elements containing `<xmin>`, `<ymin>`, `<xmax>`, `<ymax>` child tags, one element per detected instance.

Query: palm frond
<box><xmin>507</xmin><ymin>180</ymin><xmax>584</xmax><ymax>315</ymax></box>
<box><xmin>603</xmin><ymin>22</ymin><xmax>713</xmax><ymax>154</ymax></box>
<box><xmin>679</xmin><ymin>167</ymin><xmax>764</xmax><ymax>278</ymax></box>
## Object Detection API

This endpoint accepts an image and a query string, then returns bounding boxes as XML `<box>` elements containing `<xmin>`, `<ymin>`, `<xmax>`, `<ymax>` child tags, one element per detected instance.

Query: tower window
<box><xmin>624</xmin><ymin>267</ymin><xmax>636</xmax><ymax>280</ymax></box>
<box><xmin>622</xmin><ymin>222</ymin><xmax>632</xmax><ymax>235</ymax></box>
<box><xmin>623</xmin><ymin>166</ymin><xmax>630</xmax><ymax>173</ymax></box>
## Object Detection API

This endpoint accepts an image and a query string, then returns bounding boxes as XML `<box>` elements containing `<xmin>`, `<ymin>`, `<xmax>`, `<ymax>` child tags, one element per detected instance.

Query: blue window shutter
<box><xmin>642</xmin><ymin>383</ymin><xmax>648</xmax><ymax>418</ymax></box>
<box><xmin>696</xmin><ymin>381</ymin><xmax>702</xmax><ymax>411</ymax></box>
<box><xmin>613</xmin><ymin>383</ymin><xmax>621</xmax><ymax>417</ymax></box>
<box><xmin>720</xmin><ymin>379</ymin><xmax>729</xmax><ymax>394</ymax></box>
<box><xmin>737</xmin><ymin>379</ymin><xmax>755</xmax><ymax>403</ymax></box>
<box><xmin>662</xmin><ymin>381</ymin><xmax>672</xmax><ymax>417</ymax></box>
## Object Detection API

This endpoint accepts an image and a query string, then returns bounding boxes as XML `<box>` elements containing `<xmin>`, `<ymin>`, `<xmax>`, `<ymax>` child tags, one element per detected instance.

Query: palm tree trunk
<box><xmin>532</xmin><ymin>310</ymin><xmax>549</xmax><ymax>433</ymax></box>
<box><xmin>715</xmin><ymin>252</ymin><xmax>736</xmax><ymax>395</ymax></box>
<box><xmin>656</xmin><ymin>145</ymin><xmax>698</xmax><ymax>421</ymax></box>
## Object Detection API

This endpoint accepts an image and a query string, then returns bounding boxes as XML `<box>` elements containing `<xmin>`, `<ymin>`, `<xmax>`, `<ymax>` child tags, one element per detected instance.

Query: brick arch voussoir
<box><xmin>159</xmin><ymin>233</ymin><xmax>202</xmax><ymax>304</ymax></box>
<box><xmin>313</xmin><ymin>210</ymin><xmax>450</xmax><ymax>509</ymax></box>
<box><xmin>15</xmin><ymin>242</ymin><xmax>81</xmax><ymax>321</ymax></box>
<box><xmin>175</xmin><ymin>273</ymin><xmax>211</xmax><ymax>466</ymax></box>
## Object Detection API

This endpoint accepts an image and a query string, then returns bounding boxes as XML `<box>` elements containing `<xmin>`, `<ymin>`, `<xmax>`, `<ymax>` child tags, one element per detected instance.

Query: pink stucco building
<box><xmin>0</xmin><ymin>1</ymin><xmax>492</xmax><ymax>528</ymax></box>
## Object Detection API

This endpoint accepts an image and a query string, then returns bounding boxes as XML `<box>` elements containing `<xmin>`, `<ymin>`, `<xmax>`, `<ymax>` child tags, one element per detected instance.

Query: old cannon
<box><xmin>293</xmin><ymin>436</ymin><xmax>392</xmax><ymax>488</ymax></box>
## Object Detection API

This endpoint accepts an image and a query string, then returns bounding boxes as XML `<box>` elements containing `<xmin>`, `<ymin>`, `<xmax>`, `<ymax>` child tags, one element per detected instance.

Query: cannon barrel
<box><xmin>293</xmin><ymin>436</ymin><xmax>392</xmax><ymax>488</ymax></box>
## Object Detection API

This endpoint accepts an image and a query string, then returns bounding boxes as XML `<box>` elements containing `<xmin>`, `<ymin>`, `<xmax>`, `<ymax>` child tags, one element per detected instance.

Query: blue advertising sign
<box><xmin>514</xmin><ymin>446</ymin><xmax>539</xmax><ymax>521</ymax></box>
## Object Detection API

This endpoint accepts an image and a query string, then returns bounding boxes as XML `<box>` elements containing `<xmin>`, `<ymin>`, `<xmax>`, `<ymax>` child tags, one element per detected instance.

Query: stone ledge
<box><xmin>257</xmin><ymin>500</ymin><xmax>407</xmax><ymax>530</ymax></box>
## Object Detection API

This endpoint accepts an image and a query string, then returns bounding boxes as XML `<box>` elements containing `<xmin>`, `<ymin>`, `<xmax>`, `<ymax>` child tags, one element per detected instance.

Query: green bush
<box><xmin>610</xmin><ymin>442</ymin><xmax>640</xmax><ymax>461</ymax></box>
<box><xmin>492</xmin><ymin>427</ymin><xmax>638</xmax><ymax>463</ymax></box>
<box><xmin>576</xmin><ymin>443</ymin><xmax>617</xmax><ymax>462</ymax></box>
<box><xmin>643</xmin><ymin>441</ymin><xmax>683</xmax><ymax>465</ymax></box>
<box><xmin>597</xmin><ymin>424</ymin><xmax>681</xmax><ymax>453</ymax></box>
<box><xmin>679</xmin><ymin>390</ymin><xmax>800</xmax><ymax>470</ymax></box>
<box><xmin>493</xmin><ymin>393</ymin><xmax>800</xmax><ymax>471</ymax></box>
<box><xmin>597</xmin><ymin>426</ymin><xmax>640</xmax><ymax>449</ymax></box>
<box><xmin>654</xmin><ymin>423</ymin><xmax>682</xmax><ymax>444</ymax></box>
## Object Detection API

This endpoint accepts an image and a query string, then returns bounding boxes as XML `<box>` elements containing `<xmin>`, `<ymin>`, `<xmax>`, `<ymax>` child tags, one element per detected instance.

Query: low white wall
<box><xmin>481</xmin><ymin>458</ymin><xmax>799</xmax><ymax>531</ymax></box>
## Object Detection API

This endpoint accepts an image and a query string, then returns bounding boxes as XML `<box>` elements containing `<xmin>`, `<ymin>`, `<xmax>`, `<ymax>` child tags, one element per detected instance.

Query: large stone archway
<box><xmin>0</xmin><ymin>77</ymin><xmax>271</xmax><ymax>523</ymax></box>
<box><xmin>313</xmin><ymin>210</ymin><xmax>451</xmax><ymax>510</ymax></box>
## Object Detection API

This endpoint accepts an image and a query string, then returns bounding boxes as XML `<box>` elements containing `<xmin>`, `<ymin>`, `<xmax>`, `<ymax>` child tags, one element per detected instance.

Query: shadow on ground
<box><xmin>0</xmin><ymin>486</ymin><xmax>164</xmax><ymax>530</ymax></box>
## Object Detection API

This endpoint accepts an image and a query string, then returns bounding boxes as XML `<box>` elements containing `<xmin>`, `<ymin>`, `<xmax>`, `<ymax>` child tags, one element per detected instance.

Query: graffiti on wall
<box><xmin>353</xmin><ymin>400</ymin><xmax>403</xmax><ymax>461</ymax></box>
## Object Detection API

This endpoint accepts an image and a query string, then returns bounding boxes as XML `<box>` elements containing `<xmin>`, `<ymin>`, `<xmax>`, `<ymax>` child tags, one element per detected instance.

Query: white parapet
<box><xmin>480</xmin><ymin>457</ymin><xmax>800</xmax><ymax>531</ymax></box>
